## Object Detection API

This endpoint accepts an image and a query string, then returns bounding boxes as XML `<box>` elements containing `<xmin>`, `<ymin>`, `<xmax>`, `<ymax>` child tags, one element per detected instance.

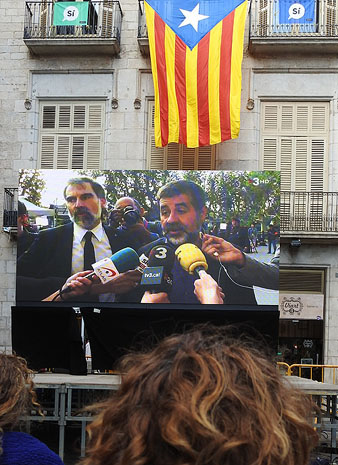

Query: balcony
<box><xmin>24</xmin><ymin>1</ymin><xmax>122</xmax><ymax>57</ymax></box>
<box><xmin>138</xmin><ymin>0</ymin><xmax>148</xmax><ymax>56</ymax></box>
<box><xmin>281</xmin><ymin>191</ymin><xmax>338</xmax><ymax>241</ymax></box>
<box><xmin>249</xmin><ymin>0</ymin><xmax>338</xmax><ymax>55</ymax></box>
<box><xmin>3</xmin><ymin>188</ymin><xmax>18</xmax><ymax>237</ymax></box>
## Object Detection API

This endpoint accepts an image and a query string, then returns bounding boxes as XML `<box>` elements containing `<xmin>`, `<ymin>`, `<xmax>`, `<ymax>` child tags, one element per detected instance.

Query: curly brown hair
<box><xmin>0</xmin><ymin>353</ymin><xmax>41</xmax><ymax>455</ymax></box>
<box><xmin>82</xmin><ymin>326</ymin><xmax>318</xmax><ymax>465</ymax></box>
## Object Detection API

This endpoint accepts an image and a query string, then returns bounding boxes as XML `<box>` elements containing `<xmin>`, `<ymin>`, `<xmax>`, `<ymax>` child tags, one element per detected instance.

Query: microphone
<box><xmin>61</xmin><ymin>247</ymin><xmax>140</xmax><ymax>295</ymax></box>
<box><xmin>140</xmin><ymin>244</ymin><xmax>175</xmax><ymax>294</ymax></box>
<box><xmin>175</xmin><ymin>243</ymin><xmax>208</xmax><ymax>278</ymax></box>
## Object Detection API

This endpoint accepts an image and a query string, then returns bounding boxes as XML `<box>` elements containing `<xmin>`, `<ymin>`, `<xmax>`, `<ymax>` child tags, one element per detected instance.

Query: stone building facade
<box><xmin>1</xmin><ymin>0</ymin><xmax>337</xmax><ymax>370</ymax></box>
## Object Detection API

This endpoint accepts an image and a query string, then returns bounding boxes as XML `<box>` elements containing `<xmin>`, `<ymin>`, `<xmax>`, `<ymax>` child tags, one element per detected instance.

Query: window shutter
<box><xmin>261</xmin><ymin>101</ymin><xmax>328</xmax><ymax>192</ymax></box>
<box><xmin>166</xmin><ymin>143</ymin><xmax>179</xmax><ymax>169</ymax></box>
<box><xmin>294</xmin><ymin>139</ymin><xmax>308</xmax><ymax>191</ymax></box>
<box><xmin>281</xmin><ymin>105</ymin><xmax>294</xmax><ymax>132</ymax></box>
<box><xmin>147</xmin><ymin>101</ymin><xmax>216</xmax><ymax>169</ymax></box>
<box><xmin>257</xmin><ymin>0</ymin><xmax>269</xmax><ymax>36</ymax></box>
<box><xmin>87</xmin><ymin>135</ymin><xmax>102</xmax><ymax>168</ymax></box>
<box><xmin>197</xmin><ymin>145</ymin><xmax>215</xmax><ymax>170</ymax></box>
<box><xmin>182</xmin><ymin>146</ymin><xmax>196</xmax><ymax>170</ymax></box>
<box><xmin>102</xmin><ymin>0</ymin><xmax>113</xmax><ymax>37</ymax></box>
<box><xmin>311</xmin><ymin>105</ymin><xmax>327</xmax><ymax>132</ymax></box>
<box><xmin>56</xmin><ymin>135</ymin><xmax>71</xmax><ymax>169</ymax></box>
<box><xmin>311</xmin><ymin>139</ymin><xmax>325</xmax><ymax>191</ymax></box>
<box><xmin>324</xmin><ymin>0</ymin><xmax>337</xmax><ymax>35</ymax></box>
<box><xmin>59</xmin><ymin>105</ymin><xmax>71</xmax><ymax>129</ymax></box>
<box><xmin>42</xmin><ymin>105</ymin><xmax>56</xmax><ymax>129</ymax></box>
<box><xmin>280</xmin><ymin>269</ymin><xmax>325</xmax><ymax>293</ymax></box>
<box><xmin>71</xmin><ymin>136</ymin><xmax>85</xmax><ymax>169</ymax></box>
<box><xmin>74</xmin><ymin>105</ymin><xmax>86</xmax><ymax>129</ymax></box>
<box><xmin>40</xmin><ymin>135</ymin><xmax>55</xmax><ymax>168</ymax></box>
<box><xmin>262</xmin><ymin>138</ymin><xmax>277</xmax><ymax>170</ymax></box>
<box><xmin>39</xmin><ymin>101</ymin><xmax>104</xmax><ymax>169</ymax></box>
<box><xmin>263</xmin><ymin>104</ymin><xmax>278</xmax><ymax>132</ymax></box>
<box><xmin>280</xmin><ymin>138</ymin><xmax>292</xmax><ymax>191</ymax></box>
<box><xmin>88</xmin><ymin>104</ymin><xmax>103</xmax><ymax>129</ymax></box>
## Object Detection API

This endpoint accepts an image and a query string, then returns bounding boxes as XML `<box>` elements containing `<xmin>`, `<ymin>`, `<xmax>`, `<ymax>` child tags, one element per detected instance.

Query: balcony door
<box><xmin>261</xmin><ymin>102</ymin><xmax>329</xmax><ymax>231</ymax></box>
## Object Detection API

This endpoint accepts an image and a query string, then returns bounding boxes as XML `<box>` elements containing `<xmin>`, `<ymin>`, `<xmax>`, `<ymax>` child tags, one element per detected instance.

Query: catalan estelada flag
<box><xmin>145</xmin><ymin>0</ymin><xmax>247</xmax><ymax>148</ymax></box>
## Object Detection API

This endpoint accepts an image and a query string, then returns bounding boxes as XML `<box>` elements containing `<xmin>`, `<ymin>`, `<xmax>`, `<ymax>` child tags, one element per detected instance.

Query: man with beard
<box><xmin>139</xmin><ymin>180</ymin><xmax>258</xmax><ymax>305</ymax></box>
<box><xmin>17</xmin><ymin>177</ymin><xmax>141</xmax><ymax>302</ymax></box>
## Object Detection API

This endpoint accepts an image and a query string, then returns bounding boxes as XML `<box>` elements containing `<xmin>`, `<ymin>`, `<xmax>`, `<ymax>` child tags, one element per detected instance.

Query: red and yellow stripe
<box><xmin>145</xmin><ymin>1</ymin><xmax>247</xmax><ymax>148</ymax></box>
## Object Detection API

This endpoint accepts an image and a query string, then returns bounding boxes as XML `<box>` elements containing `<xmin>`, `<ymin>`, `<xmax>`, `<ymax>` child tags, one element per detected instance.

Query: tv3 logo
<box><xmin>154</xmin><ymin>247</ymin><xmax>167</xmax><ymax>259</ymax></box>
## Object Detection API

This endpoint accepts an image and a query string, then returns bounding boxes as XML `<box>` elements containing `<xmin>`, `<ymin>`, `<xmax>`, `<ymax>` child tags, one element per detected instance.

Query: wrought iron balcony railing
<box><xmin>3</xmin><ymin>188</ymin><xmax>18</xmax><ymax>229</ymax></box>
<box><xmin>250</xmin><ymin>0</ymin><xmax>338</xmax><ymax>38</ymax></box>
<box><xmin>281</xmin><ymin>191</ymin><xmax>338</xmax><ymax>233</ymax></box>
<box><xmin>24</xmin><ymin>1</ymin><xmax>122</xmax><ymax>42</ymax></box>
<box><xmin>138</xmin><ymin>0</ymin><xmax>147</xmax><ymax>39</ymax></box>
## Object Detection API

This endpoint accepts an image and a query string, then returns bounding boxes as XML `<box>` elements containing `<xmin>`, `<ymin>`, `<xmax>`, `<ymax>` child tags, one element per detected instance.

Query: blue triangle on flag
<box><xmin>146</xmin><ymin>0</ymin><xmax>246</xmax><ymax>49</ymax></box>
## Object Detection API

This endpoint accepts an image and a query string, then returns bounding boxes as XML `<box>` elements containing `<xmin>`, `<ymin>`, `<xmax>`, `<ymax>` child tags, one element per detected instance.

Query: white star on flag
<box><xmin>178</xmin><ymin>3</ymin><xmax>209</xmax><ymax>32</ymax></box>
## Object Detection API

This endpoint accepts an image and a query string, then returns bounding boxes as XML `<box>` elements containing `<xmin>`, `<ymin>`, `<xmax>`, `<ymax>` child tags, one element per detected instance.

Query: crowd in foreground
<box><xmin>0</xmin><ymin>325</ymin><xmax>324</xmax><ymax>465</ymax></box>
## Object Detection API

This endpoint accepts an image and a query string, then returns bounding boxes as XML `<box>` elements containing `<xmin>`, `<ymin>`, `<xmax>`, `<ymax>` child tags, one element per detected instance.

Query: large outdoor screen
<box><xmin>16</xmin><ymin>169</ymin><xmax>280</xmax><ymax>308</ymax></box>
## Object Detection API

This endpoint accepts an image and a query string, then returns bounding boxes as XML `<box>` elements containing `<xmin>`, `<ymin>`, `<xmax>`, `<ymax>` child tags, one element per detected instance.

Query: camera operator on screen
<box><xmin>137</xmin><ymin>180</ymin><xmax>279</xmax><ymax>305</ymax></box>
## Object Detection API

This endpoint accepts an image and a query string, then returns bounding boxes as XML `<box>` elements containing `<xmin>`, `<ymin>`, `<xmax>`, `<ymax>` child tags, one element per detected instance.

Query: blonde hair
<box><xmin>82</xmin><ymin>326</ymin><xmax>318</xmax><ymax>465</ymax></box>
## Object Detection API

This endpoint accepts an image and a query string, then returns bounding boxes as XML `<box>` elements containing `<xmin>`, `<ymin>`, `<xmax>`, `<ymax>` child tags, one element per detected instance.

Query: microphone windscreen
<box><xmin>111</xmin><ymin>247</ymin><xmax>140</xmax><ymax>272</ymax></box>
<box><xmin>175</xmin><ymin>243</ymin><xmax>208</xmax><ymax>275</ymax></box>
<box><xmin>148</xmin><ymin>245</ymin><xmax>175</xmax><ymax>272</ymax></box>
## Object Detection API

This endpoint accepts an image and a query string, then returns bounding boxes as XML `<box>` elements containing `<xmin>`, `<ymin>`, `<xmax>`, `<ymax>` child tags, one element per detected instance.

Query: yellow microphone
<box><xmin>175</xmin><ymin>243</ymin><xmax>208</xmax><ymax>277</ymax></box>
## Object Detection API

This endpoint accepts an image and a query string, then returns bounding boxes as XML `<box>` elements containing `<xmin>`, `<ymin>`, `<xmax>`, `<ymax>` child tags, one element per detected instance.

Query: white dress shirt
<box><xmin>72</xmin><ymin>222</ymin><xmax>115</xmax><ymax>302</ymax></box>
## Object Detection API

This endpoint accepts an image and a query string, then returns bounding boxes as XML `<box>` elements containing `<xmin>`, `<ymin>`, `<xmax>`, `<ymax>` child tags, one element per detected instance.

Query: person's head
<box><xmin>157</xmin><ymin>180</ymin><xmax>207</xmax><ymax>246</ymax></box>
<box><xmin>114</xmin><ymin>197</ymin><xmax>144</xmax><ymax>226</ymax></box>
<box><xmin>64</xmin><ymin>177</ymin><xmax>106</xmax><ymax>230</ymax></box>
<box><xmin>83</xmin><ymin>326</ymin><xmax>317</xmax><ymax>465</ymax></box>
<box><xmin>17</xmin><ymin>201</ymin><xmax>29</xmax><ymax>233</ymax></box>
<box><xmin>0</xmin><ymin>354</ymin><xmax>40</xmax><ymax>451</ymax></box>
<box><xmin>231</xmin><ymin>217</ymin><xmax>240</xmax><ymax>227</ymax></box>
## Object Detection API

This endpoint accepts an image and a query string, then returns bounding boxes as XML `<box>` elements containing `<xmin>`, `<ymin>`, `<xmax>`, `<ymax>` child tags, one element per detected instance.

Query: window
<box><xmin>147</xmin><ymin>101</ymin><xmax>216</xmax><ymax>170</ymax></box>
<box><xmin>261</xmin><ymin>102</ymin><xmax>329</xmax><ymax>231</ymax></box>
<box><xmin>38</xmin><ymin>101</ymin><xmax>104</xmax><ymax>169</ymax></box>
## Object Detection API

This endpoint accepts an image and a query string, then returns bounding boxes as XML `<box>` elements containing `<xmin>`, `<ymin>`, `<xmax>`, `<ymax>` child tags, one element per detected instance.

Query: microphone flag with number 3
<box><xmin>144</xmin><ymin>0</ymin><xmax>248</xmax><ymax>148</ymax></box>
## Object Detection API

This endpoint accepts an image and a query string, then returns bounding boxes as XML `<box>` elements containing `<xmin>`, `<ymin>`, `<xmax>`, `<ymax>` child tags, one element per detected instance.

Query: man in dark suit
<box><xmin>17</xmin><ymin>177</ymin><xmax>141</xmax><ymax>302</ymax></box>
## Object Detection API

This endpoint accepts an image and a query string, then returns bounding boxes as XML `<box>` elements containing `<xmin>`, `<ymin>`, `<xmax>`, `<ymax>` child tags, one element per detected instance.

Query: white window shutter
<box><xmin>294</xmin><ymin>139</ymin><xmax>308</xmax><ymax>191</ymax></box>
<box><xmin>280</xmin><ymin>138</ymin><xmax>292</xmax><ymax>191</ymax></box>
<box><xmin>263</xmin><ymin>104</ymin><xmax>278</xmax><ymax>132</ymax></box>
<box><xmin>262</xmin><ymin>138</ymin><xmax>278</xmax><ymax>170</ymax></box>
<box><xmin>324</xmin><ymin>0</ymin><xmax>337</xmax><ymax>35</ymax></box>
<box><xmin>59</xmin><ymin>105</ymin><xmax>71</xmax><ymax>129</ymax></box>
<box><xmin>56</xmin><ymin>135</ymin><xmax>71</xmax><ymax>169</ymax></box>
<box><xmin>88</xmin><ymin>104</ymin><xmax>103</xmax><ymax>129</ymax></box>
<box><xmin>71</xmin><ymin>136</ymin><xmax>85</xmax><ymax>169</ymax></box>
<box><xmin>296</xmin><ymin>106</ymin><xmax>309</xmax><ymax>132</ymax></box>
<box><xmin>39</xmin><ymin>101</ymin><xmax>104</xmax><ymax>169</ymax></box>
<box><xmin>42</xmin><ymin>105</ymin><xmax>56</xmax><ymax>129</ymax></box>
<box><xmin>87</xmin><ymin>135</ymin><xmax>102</xmax><ymax>168</ymax></box>
<box><xmin>261</xmin><ymin>101</ymin><xmax>328</xmax><ymax>193</ymax></box>
<box><xmin>281</xmin><ymin>105</ymin><xmax>294</xmax><ymax>132</ymax></box>
<box><xmin>310</xmin><ymin>139</ymin><xmax>325</xmax><ymax>191</ymax></box>
<box><xmin>73</xmin><ymin>105</ymin><xmax>86</xmax><ymax>129</ymax></box>
<box><xmin>40</xmin><ymin>135</ymin><xmax>56</xmax><ymax>168</ymax></box>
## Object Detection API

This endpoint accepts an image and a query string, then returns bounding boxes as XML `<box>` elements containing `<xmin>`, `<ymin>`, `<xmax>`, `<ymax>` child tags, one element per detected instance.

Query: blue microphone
<box><xmin>61</xmin><ymin>247</ymin><xmax>140</xmax><ymax>294</ymax></box>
